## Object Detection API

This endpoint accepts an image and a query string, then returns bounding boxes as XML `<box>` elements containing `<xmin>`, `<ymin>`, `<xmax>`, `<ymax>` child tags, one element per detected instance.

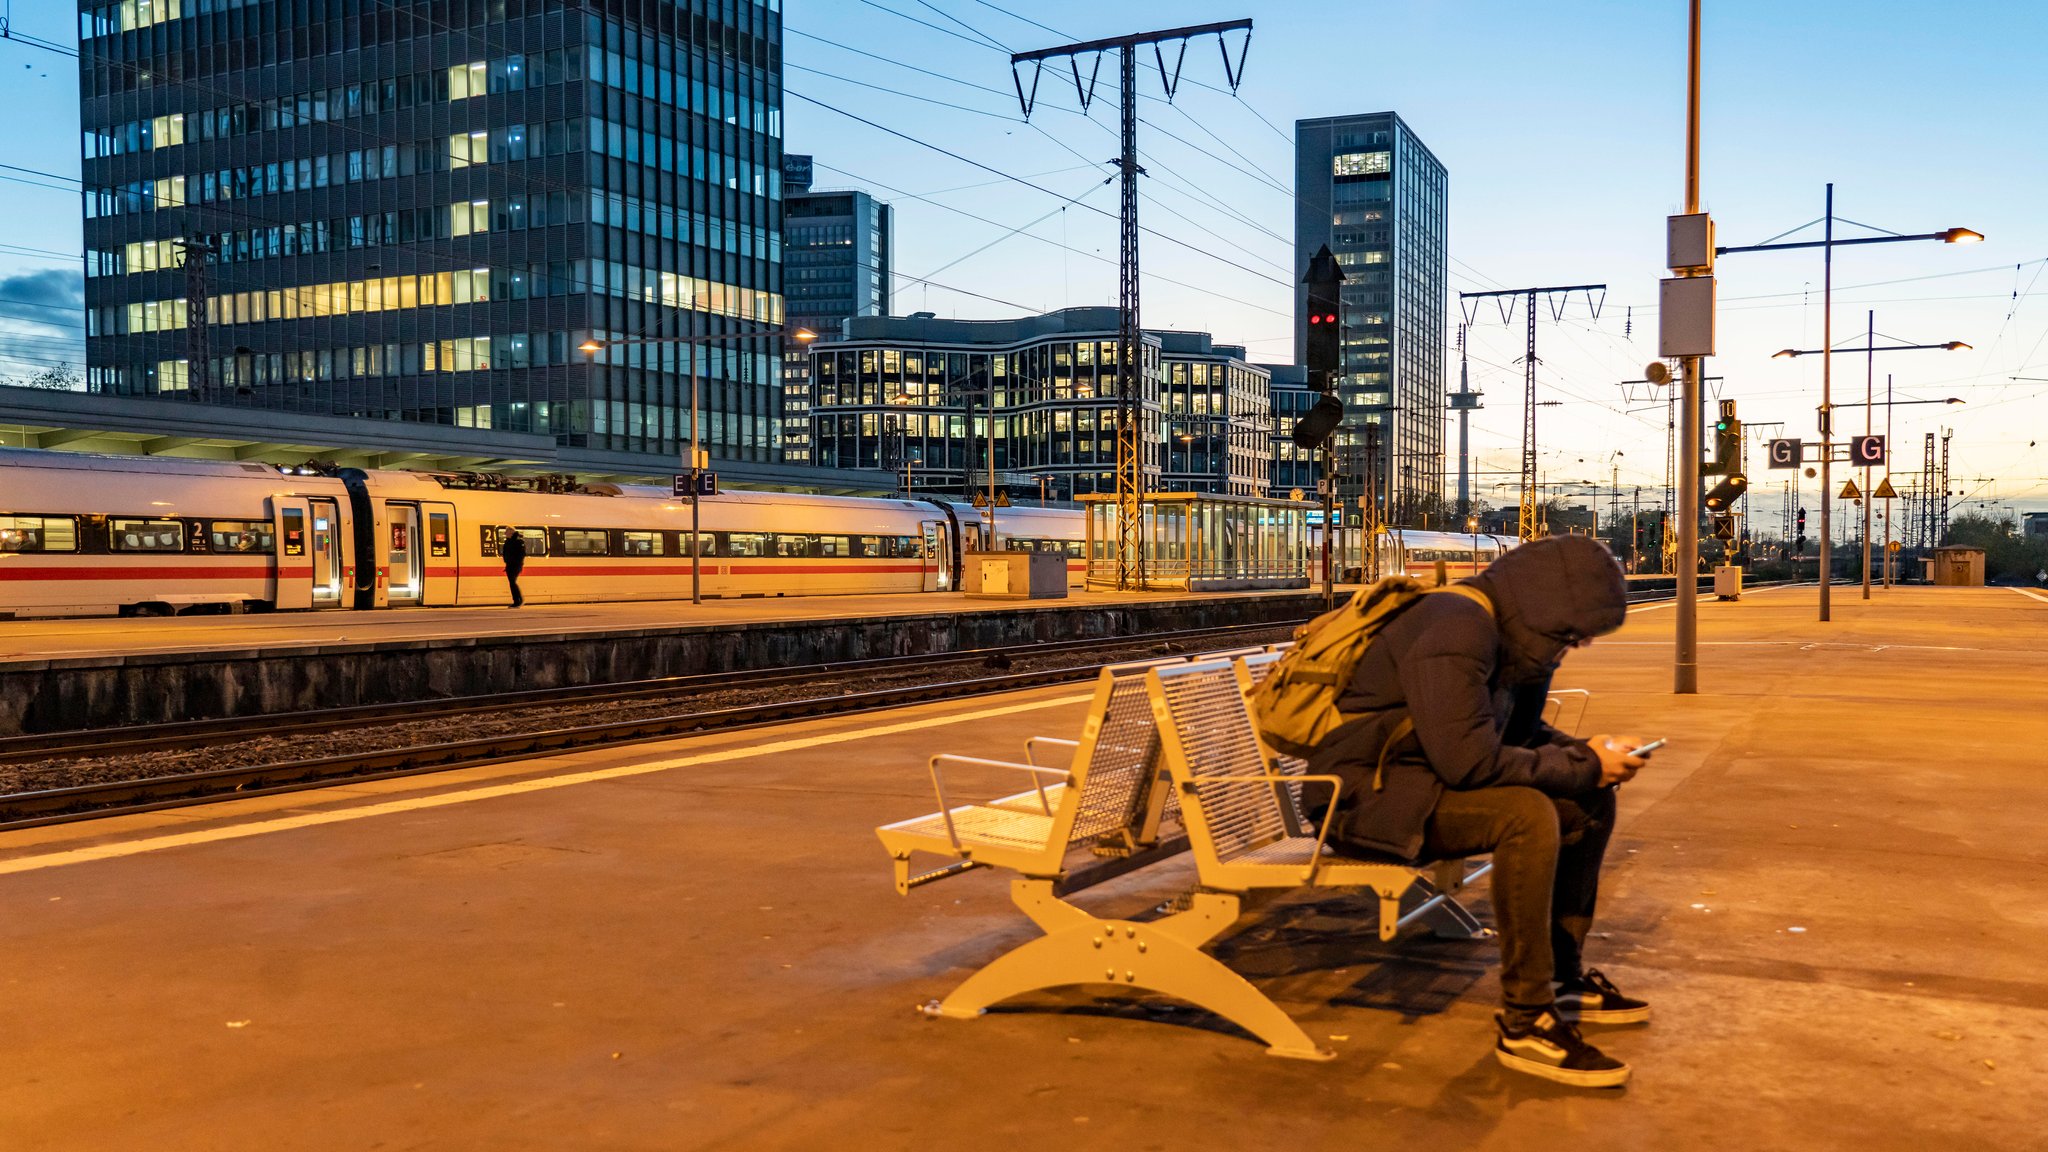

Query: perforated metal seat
<box><xmin>875</xmin><ymin>658</ymin><xmax>1178</xmax><ymax>893</ymax></box>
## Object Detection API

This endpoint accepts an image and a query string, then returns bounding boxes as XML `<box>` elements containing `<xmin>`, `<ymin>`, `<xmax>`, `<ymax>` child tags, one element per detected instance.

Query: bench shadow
<box><xmin>1213</xmin><ymin>892</ymin><xmax>1496</xmax><ymax>1019</ymax></box>
<box><xmin>968</xmin><ymin>888</ymin><xmax>1497</xmax><ymax>1049</ymax></box>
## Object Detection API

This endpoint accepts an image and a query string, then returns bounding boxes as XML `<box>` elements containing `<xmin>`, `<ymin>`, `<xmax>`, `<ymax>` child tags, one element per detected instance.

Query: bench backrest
<box><xmin>1052</xmin><ymin>658</ymin><xmax>1178</xmax><ymax>848</ymax></box>
<box><xmin>1146</xmin><ymin>660</ymin><xmax>1291</xmax><ymax>863</ymax></box>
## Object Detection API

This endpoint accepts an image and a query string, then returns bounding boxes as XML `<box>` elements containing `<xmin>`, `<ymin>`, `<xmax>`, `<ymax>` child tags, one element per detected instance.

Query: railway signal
<box><xmin>1704</xmin><ymin>399</ymin><xmax>1743</xmax><ymax>477</ymax></box>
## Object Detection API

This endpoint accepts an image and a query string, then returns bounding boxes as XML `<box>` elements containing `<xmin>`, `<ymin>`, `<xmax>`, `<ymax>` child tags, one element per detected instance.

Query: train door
<box><xmin>385</xmin><ymin>502</ymin><xmax>424</xmax><ymax>606</ymax></box>
<box><xmin>269</xmin><ymin>497</ymin><xmax>314</xmax><ymax>610</ymax></box>
<box><xmin>309</xmin><ymin>497</ymin><xmax>345</xmax><ymax>606</ymax></box>
<box><xmin>920</xmin><ymin>520</ymin><xmax>950</xmax><ymax>591</ymax></box>
<box><xmin>420</xmin><ymin>502</ymin><xmax>457</xmax><ymax>606</ymax></box>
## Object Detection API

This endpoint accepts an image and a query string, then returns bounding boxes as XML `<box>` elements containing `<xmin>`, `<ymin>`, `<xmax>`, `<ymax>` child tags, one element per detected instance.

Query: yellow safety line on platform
<box><xmin>0</xmin><ymin>691</ymin><xmax>1096</xmax><ymax>877</ymax></box>
<box><xmin>2011</xmin><ymin>587</ymin><xmax>2048</xmax><ymax>605</ymax></box>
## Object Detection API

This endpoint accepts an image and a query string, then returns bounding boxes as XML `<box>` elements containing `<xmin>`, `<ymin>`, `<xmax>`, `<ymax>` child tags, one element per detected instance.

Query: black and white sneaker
<box><xmin>1495</xmin><ymin>1010</ymin><xmax>1631</xmax><ymax>1088</ymax></box>
<box><xmin>1556</xmin><ymin>968</ymin><xmax>1652</xmax><ymax>1025</ymax></box>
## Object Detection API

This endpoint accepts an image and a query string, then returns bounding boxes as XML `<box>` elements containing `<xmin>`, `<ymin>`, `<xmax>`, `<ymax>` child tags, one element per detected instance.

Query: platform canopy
<box><xmin>1078</xmin><ymin>490</ymin><xmax>1310</xmax><ymax>592</ymax></box>
<box><xmin>0</xmin><ymin>384</ymin><xmax>891</xmax><ymax>495</ymax></box>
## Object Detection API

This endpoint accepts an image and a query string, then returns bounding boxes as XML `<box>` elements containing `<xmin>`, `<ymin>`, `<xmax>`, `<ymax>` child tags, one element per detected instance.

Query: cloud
<box><xmin>0</xmin><ymin>268</ymin><xmax>86</xmax><ymax>382</ymax></box>
<box><xmin>0</xmin><ymin>268</ymin><xmax>83</xmax><ymax>311</ymax></box>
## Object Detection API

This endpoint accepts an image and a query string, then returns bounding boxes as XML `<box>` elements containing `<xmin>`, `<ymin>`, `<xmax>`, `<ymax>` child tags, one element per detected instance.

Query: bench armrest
<box><xmin>1180</xmin><ymin>773</ymin><xmax>1346</xmax><ymax>880</ymax></box>
<box><xmin>1024</xmin><ymin>736</ymin><xmax>1080</xmax><ymax>769</ymax></box>
<box><xmin>928</xmin><ymin>754</ymin><xmax>1072</xmax><ymax>851</ymax></box>
<box><xmin>1544</xmin><ymin>688</ymin><xmax>1591</xmax><ymax>736</ymax></box>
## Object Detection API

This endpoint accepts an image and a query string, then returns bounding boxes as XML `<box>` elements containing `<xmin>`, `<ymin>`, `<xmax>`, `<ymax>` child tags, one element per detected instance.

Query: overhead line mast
<box><xmin>1457</xmin><ymin>284</ymin><xmax>1607</xmax><ymax>540</ymax></box>
<box><xmin>1009</xmin><ymin>19</ymin><xmax>1253</xmax><ymax>590</ymax></box>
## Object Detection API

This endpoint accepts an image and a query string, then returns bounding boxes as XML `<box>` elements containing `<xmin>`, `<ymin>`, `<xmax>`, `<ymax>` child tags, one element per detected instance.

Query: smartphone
<box><xmin>1628</xmin><ymin>738</ymin><xmax>1667</xmax><ymax>756</ymax></box>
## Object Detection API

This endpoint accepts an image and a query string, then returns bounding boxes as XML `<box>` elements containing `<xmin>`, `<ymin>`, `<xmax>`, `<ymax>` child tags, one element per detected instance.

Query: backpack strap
<box><xmin>1371</xmin><ymin>715</ymin><xmax>1414</xmax><ymax>792</ymax></box>
<box><xmin>1429</xmin><ymin>582</ymin><xmax>1495</xmax><ymax>617</ymax></box>
<box><xmin>1369</xmin><ymin>585</ymin><xmax>1494</xmax><ymax>790</ymax></box>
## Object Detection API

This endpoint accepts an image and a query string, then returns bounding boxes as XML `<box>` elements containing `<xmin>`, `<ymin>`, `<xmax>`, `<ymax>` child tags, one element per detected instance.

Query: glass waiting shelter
<box><xmin>1079</xmin><ymin>491</ymin><xmax>1311</xmax><ymax>592</ymax></box>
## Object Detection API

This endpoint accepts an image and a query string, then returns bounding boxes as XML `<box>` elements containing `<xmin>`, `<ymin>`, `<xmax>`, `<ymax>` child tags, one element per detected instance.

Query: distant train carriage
<box><xmin>0</xmin><ymin>448</ymin><xmax>1088</xmax><ymax>617</ymax></box>
<box><xmin>1308</xmin><ymin>525</ymin><xmax>1520</xmax><ymax>583</ymax></box>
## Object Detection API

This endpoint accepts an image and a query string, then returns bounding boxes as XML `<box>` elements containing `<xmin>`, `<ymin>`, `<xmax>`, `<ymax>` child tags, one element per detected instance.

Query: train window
<box><xmin>483</xmin><ymin>526</ymin><xmax>546</xmax><ymax>556</ymax></box>
<box><xmin>774</xmin><ymin>534</ymin><xmax>814</xmax><ymax>558</ymax></box>
<box><xmin>558</xmin><ymin>529</ymin><xmax>609</xmax><ymax>556</ymax></box>
<box><xmin>0</xmin><ymin>515</ymin><xmax>77</xmax><ymax>553</ymax></box>
<box><xmin>725</xmin><ymin>532</ymin><xmax>768</xmax><ymax>557</ymax></box>
<box><xmin>817</xmin><ymin>535</ymin><xmax>849</xmax><ymax>557</ymax></box>
<box><xmin>619</xmin><ymin>530</ymin><xmax>664</xmax><ymax>557</ymax></box>
<box><xmin>208</xmin><ymin>520</ymin><xmax>276</xmax><ymax>554</ymax></box>
<box><xmin>110</xmin><ymin>519</ymin><xmax>185</xmax><ymax>552</ymax></box>
<box><xmin>427</xmin><ymin>513</ymin><xmax>450</xmax><ymax>558</ymax></box>
<box><xmin>899</xmin><ymin>535</ymin><xmax>924</xmax><ymax>558</ymax></box>
<box><xmin>853</xmin><ymin>536</ymin><xmax>884</xmax><ymax>557</ymax></box>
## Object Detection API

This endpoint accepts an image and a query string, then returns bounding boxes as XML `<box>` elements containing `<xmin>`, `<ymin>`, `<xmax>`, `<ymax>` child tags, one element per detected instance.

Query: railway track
<box><xmin>0</xmin><ymin>619</ymin><xmax>1306</xmax><ymax>830</ymax></box>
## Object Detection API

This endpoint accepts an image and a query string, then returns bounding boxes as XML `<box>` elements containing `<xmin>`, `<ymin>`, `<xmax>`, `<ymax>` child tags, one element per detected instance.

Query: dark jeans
<box><xmin>505</xmin><ymin>567</ymin><xmax>524</xmax><ymax>606</ymax></box>
<box><xmin>1419</xmin><ymin>784</ymin><xmax>1616</xmax><ymax>1012</ymax></box>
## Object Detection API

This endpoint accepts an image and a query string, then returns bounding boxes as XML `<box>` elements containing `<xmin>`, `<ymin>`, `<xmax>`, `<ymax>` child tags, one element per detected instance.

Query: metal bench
<box><xmin>1138</xmin><ymin>657</ymin><xmax>1499</xmax><ymax>1060</ymax></box>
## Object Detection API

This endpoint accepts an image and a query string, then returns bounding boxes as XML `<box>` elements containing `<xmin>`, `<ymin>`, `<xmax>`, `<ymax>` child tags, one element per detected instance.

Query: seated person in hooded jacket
<box><xmin>1303</xmin><ymin>534</ymin><xmax>1652</xmax><ymax>1089</ymax></box>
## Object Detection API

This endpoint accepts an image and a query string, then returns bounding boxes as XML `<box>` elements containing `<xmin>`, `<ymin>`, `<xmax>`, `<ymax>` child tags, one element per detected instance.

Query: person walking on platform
<box><xmin>1305</xmin><ymin>535</ymin><xmax>1652</xmax><ymax>1089</ymax></box>
<box><xmin>500</xmin><ymin>527</ymin><xmax>527</xmax><ymax>608</ymax></box>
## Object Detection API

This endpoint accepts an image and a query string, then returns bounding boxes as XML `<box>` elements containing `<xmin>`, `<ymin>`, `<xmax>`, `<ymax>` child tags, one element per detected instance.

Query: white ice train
<box><xmin>1310</xmin><ymin>526</ymin><xmax>1521</xmax><ymax>582</ymax></box>
<box><xmin>0</xmin><ymin>448</ymin><xmax>1087</xmax><ymax>618</ymax></box>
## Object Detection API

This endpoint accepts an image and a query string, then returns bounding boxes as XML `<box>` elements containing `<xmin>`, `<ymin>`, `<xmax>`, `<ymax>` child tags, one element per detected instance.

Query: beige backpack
<box><xmin>1250</xmin><ymin>577</ymin><xmax>1493</xmax><ymax>766</ymax></box>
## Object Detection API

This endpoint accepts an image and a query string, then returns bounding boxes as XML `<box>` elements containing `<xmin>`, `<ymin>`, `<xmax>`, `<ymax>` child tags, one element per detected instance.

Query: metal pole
<box><xmin>987</xmin><ymin>374</ymin><xmax>998</xmax><ymax>544</ymax></box>
<box><xmin>1675</xmin><ymin>0</ymin><xmax>1703</xmax><ymax>693</ymax></box>
<box><xmin>1818</xmin><ymin>182</ymin><xmax>1834</xmax><ymax>622</ymax></box>
<box><xmin>689</xmin><ymin>352</ymin><xmax>701</xmax><ymax>606</ymax></box>
<box><xmin>1884</xmin><ymin>371</ymin><xmax>1894</xmax><ymax>587</ymax></box>
<box><xmin>1862</xmin><ymin>309</ymin><xmax>1874</xmax><ymax>599</ymax></box>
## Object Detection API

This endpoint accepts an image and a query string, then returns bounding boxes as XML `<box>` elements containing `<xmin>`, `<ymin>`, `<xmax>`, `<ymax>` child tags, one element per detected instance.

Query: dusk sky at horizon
<box><xmin>2</xmin><ymin>1</ymin><xmax>2043</xmax><ymax>515</ymax></box>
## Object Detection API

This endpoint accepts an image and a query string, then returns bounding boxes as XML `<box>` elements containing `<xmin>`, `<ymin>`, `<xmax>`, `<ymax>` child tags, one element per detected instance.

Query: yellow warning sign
<box><xmin>1887</xmin><ymin>540</ymin><xmax>1903</xmax><ymax>554</ymax></box>
<box><xmin>1873</xmin><ymin>477</ymin><xmax>1899</xmax><ymax>500</ymax></box>
<box><xmin>1839</xmin><ymin>479</ymin><xmax>1862</xmax><ymax>500</ymax></box>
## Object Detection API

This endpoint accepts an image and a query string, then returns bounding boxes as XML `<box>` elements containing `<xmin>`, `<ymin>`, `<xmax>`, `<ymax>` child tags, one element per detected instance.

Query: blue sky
<box><xmin>3</xmin><ymin>0</ymin><xmax>2044</xmax><ymax>513</ymax></box>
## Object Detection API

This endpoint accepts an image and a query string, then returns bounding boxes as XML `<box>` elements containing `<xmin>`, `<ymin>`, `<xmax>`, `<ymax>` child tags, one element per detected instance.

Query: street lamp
<box><xmin>1718</xmin><ymin>182</ymin><xmax>1981</xmax><ymax>622</ymax></box>
<box><xmin>1467</xmin><ymin>515</ymin><xmax>1480</xmax><ymax>571</ymax></box>
<box><xmin>1768</xmin><ymin>322</ymin><xmax>1967</xmax><ymax>599</ymax></box>
<box><xmin>580</xmin><ymin>324</ymin><xmax>816</xmax><ymax>604</ymax></box>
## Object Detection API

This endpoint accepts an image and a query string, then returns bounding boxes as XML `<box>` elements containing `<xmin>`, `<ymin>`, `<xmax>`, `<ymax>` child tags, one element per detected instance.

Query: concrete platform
<box><xmin>1</xmin><ymin>583</ymin><xmax>2043</xmax><ymax>1149</ymax></box>
<box><xmin>0</xmin><ymin>586</ymin><xmax>1324</xmax><ymax>665</ymax></box>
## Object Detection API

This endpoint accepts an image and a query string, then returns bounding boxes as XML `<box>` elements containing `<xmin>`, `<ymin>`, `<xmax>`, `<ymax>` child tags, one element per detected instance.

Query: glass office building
<box><xmin>807</xmin><ymin>308</ymin><xmax>1275</xmax><ymax>500</ymax></box>
<box><xmin>807</xmin><ymin>307</ymin><xmax>1161</xmax><ymax>500</ymax></box>
<box><xmin>79</xmin><ymin>0</ymin><xmax>785</xmax><ymax>467</ymax></box>
<box><xmin>779</xmin><ymin>157</ymin><xmax>890</xmax><ymax>464</ymax></box>
<box><xmin>1294</xmin><ymin>111</ymin><xmax>1448</xmax><ymax>524</ymax></box>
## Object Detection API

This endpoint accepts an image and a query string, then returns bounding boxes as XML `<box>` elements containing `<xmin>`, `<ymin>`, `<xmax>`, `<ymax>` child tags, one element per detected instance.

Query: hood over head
<box><xmin>1467</xmin><ymin>535</ymin><xmax>1628</xmax><ymax>685</ymax></box>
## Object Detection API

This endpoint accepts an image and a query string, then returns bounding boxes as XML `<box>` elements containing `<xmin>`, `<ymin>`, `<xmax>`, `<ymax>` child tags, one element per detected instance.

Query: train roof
<box><xmin>0</xmin><ymin>446</ymin><xmax>319</xmax><ymax>481</ymax></box>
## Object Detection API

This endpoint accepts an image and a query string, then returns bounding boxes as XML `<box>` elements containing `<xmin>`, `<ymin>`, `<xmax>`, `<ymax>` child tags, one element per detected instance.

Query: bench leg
<box><xmin>1393</xmin><ymin>861</ymin><xmax>1496</xmax><ymax>940</ymax></box>
<box><xmin>929</xmin><ymin>882</ymin><xmax>1335</xmax><ymax>1062</ymax></box>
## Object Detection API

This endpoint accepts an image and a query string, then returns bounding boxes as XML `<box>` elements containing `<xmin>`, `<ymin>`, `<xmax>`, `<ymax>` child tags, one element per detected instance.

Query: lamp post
<box><xmin>579</xmin><ymin>324</ymin><xmax>816</xmax><ymax>604</ymax></box>
<box><xmin>1770</xmin><ymin>338</ymin><xmax>1968</xmax><ymax>601</ymax></box>
<box><xmin>1720</xmin><ymin>188</ymin><xmax>1980</xmax><ymax>622</ymax></box>
<box><xmin>1467</xmin><ymin>515</ymin><xmax>1480</xmax><ymax>572</ymax></box>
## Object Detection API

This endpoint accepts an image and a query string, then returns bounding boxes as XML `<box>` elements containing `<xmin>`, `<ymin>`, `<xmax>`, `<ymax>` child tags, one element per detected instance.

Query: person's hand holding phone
<box><xmin>1589</xmin><ymin>732</ymin><xmax>1651</xmax><ymax>787</ymax></box>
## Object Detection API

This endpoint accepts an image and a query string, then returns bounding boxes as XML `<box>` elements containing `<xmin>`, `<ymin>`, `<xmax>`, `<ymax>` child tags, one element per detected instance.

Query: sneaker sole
<box><xmin>1495</xmin><ymin>1046</ymin><xmax>1631</xmax><ymax>1088</ymax></box>
<box><xmin>1559</xmin><ymin>1003</ymin><xmax>1653</xmax><ymax>1026</ymax></box>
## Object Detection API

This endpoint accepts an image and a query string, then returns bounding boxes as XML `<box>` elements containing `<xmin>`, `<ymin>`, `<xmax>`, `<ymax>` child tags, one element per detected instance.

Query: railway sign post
<box><xmin>674</xmin><ymin>471</ymin><xmax>717</xmax><ymax>498</ymax></box>
<box><xmin>1767</xmin><ymin>438</ymin><xmax>1802</xmax><ymax>468</ymax></box>
<box><xmin>1851</xmin><ymin>434</ymin><xmax>1887</xmax><ymax>467</ymax></box>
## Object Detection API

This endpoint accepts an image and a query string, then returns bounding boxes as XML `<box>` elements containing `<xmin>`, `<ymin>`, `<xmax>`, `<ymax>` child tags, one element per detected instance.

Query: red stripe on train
<box><xmin>0</xmin><ymin>565</ymin><xmax>311</xmax><ymax>580</ymax></box>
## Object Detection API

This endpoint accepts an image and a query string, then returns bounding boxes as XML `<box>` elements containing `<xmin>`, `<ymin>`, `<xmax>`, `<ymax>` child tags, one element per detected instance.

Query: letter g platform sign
<box><xmin>1767</xmin><ymin>438</ymin><xmax>1802</xmax><ymax>468</ymax></box>
<box><xmin>1851</xmin><ymin>434</ymin><xmax>1887</xmax><ymax>467</ymax></box>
